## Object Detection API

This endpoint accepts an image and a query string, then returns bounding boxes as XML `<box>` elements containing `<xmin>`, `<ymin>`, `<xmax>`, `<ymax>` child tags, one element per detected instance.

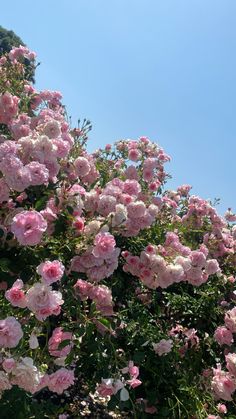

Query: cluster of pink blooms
<box><xmin>122</xmin><ymin>232</ymin><xmax>220</xmax><ymax>289</ymax></box>
<box><xmin>74</xmin><ymin>278</ymin><xmax>114</xmax><ymax>316</ymax></box>
<box><xmin>5</xmin><ymin>260</ymin><xmax>65</xmax><ymax>321</ymax></box>
<box><xmin>1</xmin><ymin>45</ymin><xmax>236</xmax><ymax>414</ymax></box>
<box><xmin>71</xmin><ymin>232</ymin><xmax>120</xmax><ymax>282</ymax></box>
<box><xmin>0</xmin><ymin>92</ymin><xmax>19</xmax><ymax>125</ymax></box>
<box><xmin>0</xmin><ymin>356</ymin><xmax>74</xmax><ymax>396</ymax></box>
<box><xmin>8</xmin><ymin>45</ymin><xmax>36</xmax><ymax>63</ymax></box>
<box><xmin>96</xmin><ymin>361</ymin><xmax>141</xmax><ymax>401</ymax></box>
<box><xmin>152</xmin><ymin>339</ymin><xmax>173</xmax><ymax>356</ymax></box>
<box><xmin>81</xmin><ymin>176</ymin><xmax>160</xmax><ymax>237</ymax></box>
<box><xmin>211</xmin><ymin>304</ymin><xmax>236</xmax><ymax>401</ymax></box>
<box><xmin>48</xmin><ymin>327</ymin><xmax>73</xmax><ymax>358</ymax></box>
<box><xmin>168</xmin><ymin>324</ymin><xmax>199</xmax><ymax>356</ymax></box>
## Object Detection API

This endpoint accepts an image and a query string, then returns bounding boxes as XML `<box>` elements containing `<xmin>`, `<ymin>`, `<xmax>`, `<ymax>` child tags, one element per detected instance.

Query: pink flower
<box><xmin>2</xmin><ymin>358</ymin><xmax>16</xmax><ymax>372</ymax></box>
<box><xmin>43</xmin><ymin>120</ymin><xmax>61</xmax><ymax>138</ymax></box>
<box><xmin>0</xmin><ymin>92</ymin><xmax>19</xmax><ymax>124</ymax></box>
<box><xmin>73</xmin><ymin>216</ymin><xmax>84</xmax><ymax>233</ymax></box>
<box><xmin>214</xmin><ymin>326</ymin><xmax>233</xmax><ymax>346</ymax></box>
<box><xmin>225</xmin><ymin>307</ymin><xmax>236</xmax><ymax>333</ymax></box>
<box><xmin>0</xmin><ymin>178</ymin><xmax>10</xmax><ymax>203</ymax></box>
<box><xmin>127</xmin><ymin>201</ymin><xmax>146</xmax><ymax>219</ymax></box>
<box><xmin>11</xmin><ymin>210</ymin><xmax>47</xmax><ymax>246</ymax></box>
<box><xmin>92</xmin><ymin>232</ymin><xmax>116</xmax><ymax>259</ymax></box>
<box><xmin>0</xmin><ymin>371</ymin><xmax>12</xmax><ymax>392</ymax></box>
<box><xmin>127</xmin><ymin>378</ymin><xmax>142</xmax><ymax>388</ymax></box>
<box><xmin>5</xmin><ymin>279</ymin><xmax>27</xmax><ymax>308</ymax></box>
<box><xmin>37</xmin><ymin>260</ymin><xmax>65</xmax><ymax>285</ymax></box>
<box><xmin>74</xmin><ymin>157</ymin><xmax>90</xmax><ymax>177</ymax></box>
<box><xmin>205</xmin><ymin>259</ymin><xmax>220</xmax><ymax>275</ymax></box>
<box><xmin>48</xmin><ymin>327</ymin><xmax>73</xmax><ymax>357</ymax></box>
<box><xmin>26</xmin><ymin>161</ymin><xmax>49</xmax><ymax>185</ymax></box>
<box><xmin>26</xmin><ymin>282</ymin><xmax>64</xmax><ymax>321</ymax></box>
<box><xmin>0</xmin><ymin>316</ymin><xmax>23</xmax><ymax>348</ymax></box>
<box><xmin>47</xmin><ymin>368</ymin><xmax>74</xmax><ymax>394</ymax></box>
<box><xmin>225</xmin><ymin>353</ymin><xmax>236</xmax><ymax>377</ymax></box>
<box><xmin>90</xmin><ymin>285</ymin><xmax>114</xmax><ymax>316</ymax></box>
<box><xmin>73</xmin><ymin>279</ymin><xmax>93</xmax><ymax>300</ymax></box>
<box><xmin>217</xmin><ymin>403</ymin><xmax>227</xmax><ymax>414</ymax></box>
<box><xmin>96</xmin><ymin>378</ymin><xmax>123</xmax><ymax>397</ymax></box>
<box><xmin>153</xmin><ymin>339</ymin><xmax>173</xmax><ymax>356</ymax></box>
<box><xmin>123</xmin><ymin>179</ymin><xmax>141</xmax><ymax>196</ymax></box>
<box><xmin>212</xmin><ymin>365</ymin><xmax>236</xmax><ymax>401</ymax></box>
<box><xmin>11</xmin><ymin>357</ymin><xmax>40</xmax><ymax>394</ymax></box>
<box><xmin>190</xmin><ymin>251</ymin><xmax>206</xmax><ymax>268</ymax></box>
<box><xmin>128</xmin><ymin>148</ymin><xmax>141</xmax><ymax>161</ymax></box>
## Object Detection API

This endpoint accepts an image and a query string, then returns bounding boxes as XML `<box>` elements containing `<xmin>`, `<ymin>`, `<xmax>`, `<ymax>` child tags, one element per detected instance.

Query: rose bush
<box><xmin>0</xmin><ymin>46</ymin><xmax>235</xmax><ymax>418</ymax></box>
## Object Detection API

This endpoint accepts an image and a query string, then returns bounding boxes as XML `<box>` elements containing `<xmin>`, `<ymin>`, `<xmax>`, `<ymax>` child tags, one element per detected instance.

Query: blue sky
<box><xmin>1</xmin><ymin>0</ymin><xmax>236</xmax><ymax>213</ymax></box>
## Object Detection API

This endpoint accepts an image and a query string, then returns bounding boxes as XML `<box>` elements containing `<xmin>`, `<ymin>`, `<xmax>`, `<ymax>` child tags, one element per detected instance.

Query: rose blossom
<box><xmin>26</xmin><ymin>282</ymin><xmax>64</xmax><ymax>321</ymax></box>
<box><xmin>225</xmin><ymin>307</ymin><xmax>236</xmax><ymax>333</ymax></box>
<box><xmin>47</xmin><ymin>368</ymin><xmax>75</xmax><ymax>394</ymax></box>
<box><xmin>92</xmin><ymin>232</ymin><xmax>116</xmax><ymax>259</ymax></box>
<box><xmin>0</xmin><ymin>371</ymin><xmax>12</xmax><ymax>392</ymax></box>
<box><xmin>0</xmin><ymin>316</ymin><xmax>23</xmax><ymax>348</ymax></box>
<box><xmin>96</xmin><ymin>378</ymin><xmax>123</xmax><ymax>397</ymax></box>
<box><xmin>48</xmin><ymin>327</ymin><xmax>73</xmax><ymax>357</ymax></box>
<box><xmin>0</xmin><ymin>178</ymin><xmax>10</xmax><ymax>203</ymax></box>
<box><xmin>37</xmin><ymin>260</ymin><xmax>65</xmax><ymax>284</ymax></box>
<box><xmin>11</xmin><ymin>210</ymin><xmax>47</xmax><ymax>246</ymax></box>
<box><xmin>5</xmin><ymin>279</ymin><xmax>27</xmax><ymax>308</ymax></box>
<box><xmin>74</xmin><ymin>157</ymin><xmax>90</xmax><ymax>177</ymax></box>
<box><xmin>212</xmin><ymin>365</ymin><xmax>236</xmax><ymax>401</ymax></box>
<box><xmin>214</xmin><ymin>326</ymin><xmax>233</xmax><ymax>346</ymax></box>
<box><xmin>26</xmin><ymin>161</ymin><xmax>49</xmax><ymax>185</ymax></box>
<box><xmin>11</xmin><ymin>357</ymin><xmax>40</xmax><ymax>394</ymax></box>
<box><xmin>73</xmin><ymin>278</ymin><xmax>93</xmax><ymax>300</ymax></box>
<box><xmin>152</xmin><ymin>339</ymin><xmax>173</xmax><ymax>356</ymax></box>
<box><xmin>225</xmin><ymin>353</ymin><xmax>236</xmax><ymax>377</ymax></box>
<box><xmin>2</xmin><ymin>358</ymin><xmax>16</xmax><ymax>372</ymax></box>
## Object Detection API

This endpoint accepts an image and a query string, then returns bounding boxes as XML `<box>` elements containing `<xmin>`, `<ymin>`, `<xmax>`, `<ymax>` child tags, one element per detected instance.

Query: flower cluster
<box><xmin>0</xmin><ymin>45</ymin><xmax>236</xmax><ymax>418</ymax></box>
<box><xmin>122</xmin><ymin>233</ymin><xmax>220</xmax><ymax>289</ymax></box>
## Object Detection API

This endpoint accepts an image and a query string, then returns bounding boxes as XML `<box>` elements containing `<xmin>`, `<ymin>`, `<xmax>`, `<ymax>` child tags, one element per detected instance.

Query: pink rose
<box><xmin>212</xmin><ymin>365</ymin><xmax>236</xmax><ymax>401</ymax></box>
<box><xmin>48</xmin><ymin>327</ymin><xmax>73</xmax><ymax>357</ymax></box>
<box><xmin>205</xmin><ymin>259</ymin><xmax>220</xmax><ymax>275</ymax></box>
<box><xmin>225</xmin><ymin>307</ymin><xmax>236</xmax><ymax>333</ymax></box>
<box><xmin>92</xmin><ymin>232</ymin><xmax>116</xmax><ymax>259</ymax></box>
<box><xmin>26</xmin><ymin>161</ymin><xmax>49</xmax><ymax>186</ymax></box>
<box><xmin>214</xmin><ymin>326</ymin><xmax>233</xmax><ymax>346</ymax></box>
<box><xmin>11</xmin><ymin>210</ymin><xmax>47</xmax><ymax>246</ymax></box>
<box><xmin>37</xmin><ymin>260</ymin><xmax>65</xmax><ymax>284</ymax></box>
<box><xmin>47</xmin><ymin>368</ymin><xmax>74</xmax><ymax>394</ymax></box>
<box><xmin>74</xmin><ymin>279</ymin><xmax>93</xmax><ymax>300</ymax></box>
<box><xmin>5</xmin><ymin>279</ymin><xmax>27</xmax><ymax>308</ymax></box>
<box><xmin>225</xmin><ymin>353</ymin><xmax>236</xmax><ymax>377</ymax></box>
<box><xmin>217</xmin><ymin>403</ymin><xmax>227</xmax><ymax>414</ymax></box>
<box><xmin>74</xmin><ymin>157</ymin><xmax>90</xmax><ymax>177</ymax></box>
<box><xmin>2</xmin><ymin>358</ymin><xmax>16</xmax><ymax>372</ymax></box>
<box><xmin>26</xmin><ymin>282</ymin><xmax>64</xmax><ymax>321</ymax></box>
<box><xmin>153</xmin><ymin>339</ymin><xmax>173</xmax><ymax>356</ymax></box>
<box><xmin>0</xmin><ymin>316</ymin><xmax>23</xmax><ymax>348</ymax></box>
<box><xmin>0</xmin><ymin>371</ymin><xmax>12</xmax><ymax>392</ymax></box>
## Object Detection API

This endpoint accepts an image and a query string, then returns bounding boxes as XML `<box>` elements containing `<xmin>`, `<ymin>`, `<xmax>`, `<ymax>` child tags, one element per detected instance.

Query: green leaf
<box><xmin>0</xmin><ymin>258</ymin><xmax>10</xmax><ymax>272</ymax></box>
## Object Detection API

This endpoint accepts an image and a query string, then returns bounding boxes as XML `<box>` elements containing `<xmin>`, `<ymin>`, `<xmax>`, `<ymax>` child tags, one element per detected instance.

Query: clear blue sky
<box><xmin>2</xmin><ymin>0</ymin><xmax>236</xmax><ymax>213</ymax></box>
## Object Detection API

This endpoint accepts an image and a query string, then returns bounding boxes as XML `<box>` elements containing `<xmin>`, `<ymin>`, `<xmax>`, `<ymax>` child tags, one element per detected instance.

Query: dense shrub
<box><xmin>0</xmin><ymin>46</ymin><xmax>236</xmax><ymax>419</ymax></box>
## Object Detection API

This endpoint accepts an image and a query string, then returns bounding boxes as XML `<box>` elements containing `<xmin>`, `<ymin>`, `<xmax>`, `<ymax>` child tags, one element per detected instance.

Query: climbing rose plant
<box><xmin>0</xmin><ymin>46</ymin><xmax>236</xmax><ymax>419</ymax></box>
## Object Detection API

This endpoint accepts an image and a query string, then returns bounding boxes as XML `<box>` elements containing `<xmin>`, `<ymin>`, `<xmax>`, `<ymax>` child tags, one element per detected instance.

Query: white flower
<box><xmin>29</xmin><ymin>333</ymin><xmax>39</xmax><ymax>349</ymax></box>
